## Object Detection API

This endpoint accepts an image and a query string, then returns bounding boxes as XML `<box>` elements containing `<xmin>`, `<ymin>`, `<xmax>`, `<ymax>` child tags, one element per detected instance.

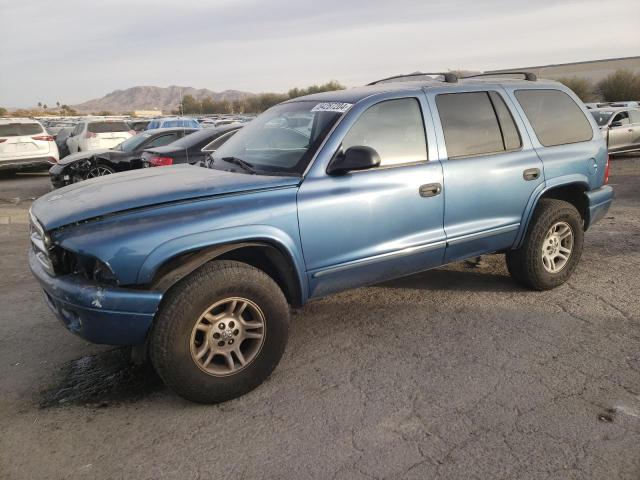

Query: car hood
<box><xmin>58</xmin><ymin>149</ymin><xmax>112</xmax><ymax>165</ymax></box>
<box><xmin>32</xmin><ymin>165</ymin><xmax>300</xmax><ymax>230</ymax></box>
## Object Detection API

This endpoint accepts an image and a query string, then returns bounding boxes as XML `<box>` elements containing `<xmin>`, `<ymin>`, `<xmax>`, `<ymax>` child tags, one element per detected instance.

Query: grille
<box><xmin>29</xmin><ymin>210</ymin><xmax>55</xmax><ymax>275</ymax></box>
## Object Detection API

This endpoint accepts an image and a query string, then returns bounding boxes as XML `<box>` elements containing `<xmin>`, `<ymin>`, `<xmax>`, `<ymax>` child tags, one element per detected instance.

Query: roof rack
<box><xmin>462</xmin><ymin>71</ymin><xmax>537</xmax><ymax>81</ymax></box>
<box><xmin>367</xmin><ymin>72</ymin><xmax>458</xmax><ymax>85</ymax></box>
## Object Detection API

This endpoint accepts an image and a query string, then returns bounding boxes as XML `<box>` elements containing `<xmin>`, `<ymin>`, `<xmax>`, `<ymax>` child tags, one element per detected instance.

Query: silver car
<box><xmin>590</xmin><ymin>108</ymin><xmax>640</xmax><ymax>153</ymax></box>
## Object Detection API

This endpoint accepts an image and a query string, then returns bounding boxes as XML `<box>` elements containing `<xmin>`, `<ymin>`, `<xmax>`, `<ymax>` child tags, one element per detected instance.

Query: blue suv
<box><xmin>29</xmin><ymin>72</ymin><xmax>613</xmax><ymax>403</ymax></box>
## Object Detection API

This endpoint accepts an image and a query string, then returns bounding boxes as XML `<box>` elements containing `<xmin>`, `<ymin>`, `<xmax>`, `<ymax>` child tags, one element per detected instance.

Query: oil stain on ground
<box><xmin>40</xmin><ymin>348</ymin><xmax>165</xmax><ymax>408</ymax></box>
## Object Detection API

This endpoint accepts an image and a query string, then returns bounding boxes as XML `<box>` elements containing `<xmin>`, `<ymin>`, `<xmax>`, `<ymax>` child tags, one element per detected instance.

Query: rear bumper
<box><xmin>584</xmin><ymin>185</ymin><xmax>614</xmax><ymax>230</ymax></box>
<box><xmin>29</xmin><ymin>249</ymin><xmax>162</xmax><ymax>345</ymax></box>
<box><xmin>0</xmin><ymin>156</ymin><xmax>57</xmax><ymax>171</ymax></box>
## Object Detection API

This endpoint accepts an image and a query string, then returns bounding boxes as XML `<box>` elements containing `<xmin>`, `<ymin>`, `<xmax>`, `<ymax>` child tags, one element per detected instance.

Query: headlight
<box><xmin>92</xmin><ymin>259</ymin><xmax>118</xmax><ymax>285</ymax></box>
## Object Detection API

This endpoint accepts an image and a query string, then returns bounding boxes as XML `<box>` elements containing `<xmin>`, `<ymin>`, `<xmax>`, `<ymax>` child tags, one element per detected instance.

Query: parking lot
<box><xmin>0</xmin><ymin>156</ymin><xmax>638</xmax><ymax>479</ymax></box>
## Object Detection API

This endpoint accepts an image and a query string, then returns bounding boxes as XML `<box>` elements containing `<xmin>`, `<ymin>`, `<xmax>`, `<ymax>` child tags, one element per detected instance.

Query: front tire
<box><xmin>149</xmin><ymin>260</ymin><xmax>290</xmax><ymax>403</ymax></box>
<box><xmin>506</xmin><ymin>199</ymin><xmax>584</xmax><ymax>290</ymax></box>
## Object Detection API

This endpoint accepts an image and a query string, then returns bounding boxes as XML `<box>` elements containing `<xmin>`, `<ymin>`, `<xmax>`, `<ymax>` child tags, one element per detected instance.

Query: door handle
<box><xmin>419</xmin><ymin>183</ymin><xmax>442</xmax><ymax>197</ymax></box>
<box><xmin>629</xmin><ymin>128</ymin><xmax>634</xmax><ymax>132</ymax></box>
<box><xmin>523</xmin><ymin>168</ymin><xmax>540</xmax><ymax>181</ymax></box>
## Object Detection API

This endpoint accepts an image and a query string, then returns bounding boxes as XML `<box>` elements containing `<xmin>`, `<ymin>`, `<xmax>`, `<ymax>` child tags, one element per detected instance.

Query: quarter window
<box><xmin>630</xmin><ymin>110</ymin><xmax>640</xmax><ymax>124</ymax></box>
<box><xmin>515</xmin><ymin>89</ymin><xmax>593</xmax><ymax>146</ymax></box>
<box><xmin>341</xmin><ymin>98</ymin><xmax>427</xmax><ymax>166</ymax></box>
<box><xmin>436</xmin><ymin>92</ymin><xmax>511</xmax><ymax>158</ymax></box>
<box><xmin>611</xmin><ymin>111</ymin><xmax>630</xmax><ymax>126</ymax></box>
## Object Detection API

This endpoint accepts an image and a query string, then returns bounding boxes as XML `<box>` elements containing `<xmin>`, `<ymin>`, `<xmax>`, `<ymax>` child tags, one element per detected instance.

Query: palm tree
<box><xmin>43</xmin><ymin>104</ymin><xmax>48</xmax><ymax>111</ymax></box>
<box><xmin>37</xmin><ymin>102</ymin><xmax>42</xmax><ymax>109</ymax></box>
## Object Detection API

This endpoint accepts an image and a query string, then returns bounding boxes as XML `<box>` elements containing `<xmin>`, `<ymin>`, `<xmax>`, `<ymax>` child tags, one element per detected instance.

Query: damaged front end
<box><xmin>49</xmin><ymin>156</ymin><xmax>106</xmax><ymax>188</ymax></box>
<box><xmin>28</xmin><ymin>210</ymin><xmax>162</xmax><ymax>345</ymax></box>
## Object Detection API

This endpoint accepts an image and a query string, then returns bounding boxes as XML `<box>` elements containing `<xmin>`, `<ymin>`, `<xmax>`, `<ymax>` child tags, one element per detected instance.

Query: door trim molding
<box><xmin>446</xmin><ymin>223</ymin><xmax>520</xmax><ymax>246</ymax></box>
<box><xmin>312</xmin><ymin>240</ymin><xmax>446</xmax><ymax>278</ymax></box>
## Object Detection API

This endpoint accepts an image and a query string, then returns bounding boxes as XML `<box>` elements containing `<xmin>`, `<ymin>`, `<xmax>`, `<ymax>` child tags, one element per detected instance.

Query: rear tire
<box><xmin>506</xmin><ymin>199</ymin><xmax>584</xmax><ymax>290</ymax></box>
<box><xmin>149</xmin><ymin>260</ymin><xmax>290</xmax><ymax>403</ymax></box>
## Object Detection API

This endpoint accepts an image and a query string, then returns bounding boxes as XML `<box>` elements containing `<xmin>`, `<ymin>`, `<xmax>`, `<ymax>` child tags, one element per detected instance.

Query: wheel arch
<box><xmin>147</xmin><ymin>240</ymin><xmax>305</xmax><ymax>308</ymax></box>
<box><xmin>514</xmin><ymin>178</ymin><xmax>590</xmax><ymax>249</ymax></box>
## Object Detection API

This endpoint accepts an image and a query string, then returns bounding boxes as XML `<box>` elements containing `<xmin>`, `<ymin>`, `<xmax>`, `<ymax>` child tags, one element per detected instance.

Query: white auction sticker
<box><xmin>311</xmin><ymin>102</ymin><xmax>353</xmax><ymax>113</ymax></box>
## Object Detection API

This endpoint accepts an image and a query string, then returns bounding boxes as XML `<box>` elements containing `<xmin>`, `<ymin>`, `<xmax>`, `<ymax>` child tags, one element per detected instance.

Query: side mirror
<box><xmin>327</xmin><ymin>146</ymin><xmax>381</xmax><ymax>175</ymax></box>
<box><xmin>609</xmin><ymin>121</ymin><xmax>623</xmax><ymax>128</ymax></box>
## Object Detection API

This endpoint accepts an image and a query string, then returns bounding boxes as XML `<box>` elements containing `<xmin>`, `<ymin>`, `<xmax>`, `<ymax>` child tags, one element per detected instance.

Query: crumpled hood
<box><xmin>58</xmin><ymin>149</ymin><xmax>112</xmax><ymax>165</ymax></box>
<box><xmin>32</xmin><ymin>165</ymin><xmax>300</xmax><ymax>230</ymax></box>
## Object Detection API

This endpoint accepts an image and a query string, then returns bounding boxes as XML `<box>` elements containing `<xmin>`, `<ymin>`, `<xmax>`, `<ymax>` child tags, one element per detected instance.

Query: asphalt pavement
<box><xmin>0</xmin><ymin>158</ymin><xmax>638</xmax><ymax>479</ymax></box>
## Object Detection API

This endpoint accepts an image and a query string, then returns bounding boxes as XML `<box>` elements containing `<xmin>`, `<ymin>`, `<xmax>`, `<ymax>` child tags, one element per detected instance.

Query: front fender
<box><xmin>136</xmin><ymin>224</ymin><xmax>308</xmax><ymax>301</ymax></box>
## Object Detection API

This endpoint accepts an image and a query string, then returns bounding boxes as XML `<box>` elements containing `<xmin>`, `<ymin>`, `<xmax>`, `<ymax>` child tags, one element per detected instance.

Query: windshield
<box><xmin>211</xmin><ymin>101</ymin><xmax>346</xmax><ymax>175</ymax></box>
<box><xmin>590</xmin><ymin>111</ymin><xmax>614</xmax><ymax>126</ymax></box>
<box><xmin>115</xmin><ymin>132</ymin><xmax>151</xmax><ymax>152</ymax></box>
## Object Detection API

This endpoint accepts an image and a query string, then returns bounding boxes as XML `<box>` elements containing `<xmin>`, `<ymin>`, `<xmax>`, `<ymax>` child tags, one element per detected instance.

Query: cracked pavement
<box><xmin>0</xmin><ymin>158</ymin><xmax>639</xmax><ymax>479</ymax></box>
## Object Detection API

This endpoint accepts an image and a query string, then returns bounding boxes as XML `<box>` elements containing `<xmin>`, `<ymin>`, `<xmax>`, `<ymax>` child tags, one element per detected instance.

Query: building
<box><xmin>133</xmin><ymin>110</ymin><xmax>162</xmax><ymax>117</ymax></box>
<box><xmin>486</xmin><ymin>56</ymin><xmax>640</xmax><ymax>82</ymax></box>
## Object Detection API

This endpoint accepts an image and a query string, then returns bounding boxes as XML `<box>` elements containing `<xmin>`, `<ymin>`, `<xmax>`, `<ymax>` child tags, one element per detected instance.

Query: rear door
<box><xmin>429</xmin><ymin>88</ymin><xmax>543</xmax><ymax>262</ymax></box>
<box><xmin>0</xmin><ymin>122</ymin><xmax>49</xmax><ymax>160</ymax></box>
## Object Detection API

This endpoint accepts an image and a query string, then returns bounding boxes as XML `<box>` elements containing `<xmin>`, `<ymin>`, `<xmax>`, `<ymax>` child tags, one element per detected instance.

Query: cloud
<box><xmin>1</xmin><ymin>0</ymin><xmax>638</xmax><ymax>107</ymax></box>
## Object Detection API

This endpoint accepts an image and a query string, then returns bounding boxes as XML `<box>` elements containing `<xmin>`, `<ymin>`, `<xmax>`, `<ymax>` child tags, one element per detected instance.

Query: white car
<box><xmin>0</xmin><ymin>118</ymin><xmax>59</xmax><ymax>172</ymax></box>
<box><xmin>66</xmin><ymin>119</ymin><xmax>134</xmax><ymax>153</ymax></box>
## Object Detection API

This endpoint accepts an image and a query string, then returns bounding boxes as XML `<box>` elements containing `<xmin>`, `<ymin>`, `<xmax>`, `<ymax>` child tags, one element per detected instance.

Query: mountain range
<box><xmin>72</xmin><ymin>85</ymin><xmax>254</xmax><ymax>113</ymax></box>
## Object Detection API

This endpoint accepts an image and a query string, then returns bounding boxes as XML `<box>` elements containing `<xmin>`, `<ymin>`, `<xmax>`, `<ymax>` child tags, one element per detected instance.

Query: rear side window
<box><xmin>630</xmin><ymin>110</ymin><xmax>640</xmax><ymax>124</ymax></box>
<box><xmin>515</xmin><ymin>89</ymin><xmax>593</xmax><ymax>147</ymax></box>
<box><xmin>436</xmin><ymin>91</ymin><xmax>519</xmax><ymax>158</ymax></box>
<box><xmin>489</xmin><ymin>92</ymin><xmax>521</xmax><ymax>150</ymax></box>
<box><xmin>88</xmin><ymin>121</ymin><xmax>130</xmax><ymax>133</ymax></box>
<box><xmin>0</xmin><ymin>123</ymin><xmax>43</xmax><ymax>137</ymax></box>
<box><xmin>611</xmin><ymin>111</ymin><xmax>630</xmax><ymax>125</ymax></box>
<box><xmin>145</xmin><ymin>133</ymin><xmax>179</xmax><ymax>148</ymax></box>
<box><xmin>342</xmin><ymin>98</ymin><xmax>427</xmax><ymax>166</ymax></box>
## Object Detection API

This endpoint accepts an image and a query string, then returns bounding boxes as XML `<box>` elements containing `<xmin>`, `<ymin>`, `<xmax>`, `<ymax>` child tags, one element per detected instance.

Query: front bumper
<box><xmin>29</xmin><ymin>249</ymin><xmax>162</xmax><ymax>345</ymax></box>
<box><xmin>585</xmin><ymin>185</ymin><xmax>614</xmax><ymax>230</ymax></box>
<box><xmin>48</xmin><ymin>163</ymin><xmax>70</xmax><ymax>188</ymax></box>
<box><xmin>0</xmin><ymin>156</ymin><xmax>57</xmax><ymax>171</ymax></box>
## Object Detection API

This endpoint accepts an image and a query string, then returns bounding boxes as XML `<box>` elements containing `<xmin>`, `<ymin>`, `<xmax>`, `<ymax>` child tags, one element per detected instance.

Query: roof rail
<box><xmin>367</xmin><ymin>72</ymin><xmax>458</xmax><ymax>85</ymax></box>
<box><xmin>462</xmin><ymin>71</ymin><xmax>537</xmax><ymax>81</ymax></box>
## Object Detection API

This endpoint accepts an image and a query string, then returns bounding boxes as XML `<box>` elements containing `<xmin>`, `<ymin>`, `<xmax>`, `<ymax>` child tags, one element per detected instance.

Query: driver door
<box><xmin>297</xmin><ymin>97</ymin><xmax>446</xmax><ymax>298</ymax></box>
<box><xmin>608</xmin><ymin>111</ymin><xmax>632</xmax><ymax>151</ymax></box>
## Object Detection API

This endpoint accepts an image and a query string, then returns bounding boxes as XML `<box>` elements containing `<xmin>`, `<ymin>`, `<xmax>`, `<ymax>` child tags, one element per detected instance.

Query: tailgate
<box><xmin>0</xmin><ymin>135</ymin><xmax>50</xmax><ymax>159</ymax></box>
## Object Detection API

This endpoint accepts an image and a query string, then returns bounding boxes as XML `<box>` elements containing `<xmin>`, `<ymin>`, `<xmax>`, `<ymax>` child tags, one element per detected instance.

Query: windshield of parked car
<box><xmin>88</xmin><ymin>121</ymin><xmax>131</xmax><ymax>133</ymax></box>
<box><xmin>210</xmin><ymin>101</ymin><xmax>346</xmax><ymax>175</ymax></box>
<box><xmin>590</xmin><ymin>111</ymin><xmax>614</xmax><ymax>126</ymax></box>
<box><xmin>115</xmin><ymin>132</ymin><xmax>152</xmax><ymax>151</ymax></box>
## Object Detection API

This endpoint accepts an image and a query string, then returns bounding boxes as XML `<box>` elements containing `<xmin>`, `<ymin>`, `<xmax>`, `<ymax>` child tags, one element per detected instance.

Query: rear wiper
<box><xmin>221</xmin><ymin>156</ymin><xmax>256</xmax><ymax>174</ymax></box>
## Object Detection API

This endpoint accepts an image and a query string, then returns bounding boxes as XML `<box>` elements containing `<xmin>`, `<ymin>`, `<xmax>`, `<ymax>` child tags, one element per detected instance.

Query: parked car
<box><xmin>128</xmin><ymin>120</ymin><xmax>151</xmax><ymax>132</ymax></box>
<box><xmin>28</xmin><ymin>74</ymin><xmax>613</xmax><ymax>404</ymax></box>
<box><xmin>141</xmin><ymin>124</ymin><xmax>241</xmax><ymax>167</ymax></box>
<box><xmin>46</xmin><ymin>121</ymin><xmax>76</xmax><ymax>136</ymax></box>
<box><xmin>0</xmin><ymin>118</ymin><xmax>59</xmax><ymax>172</ymax></box>
<box><xmin>590</xmin><ymin>107</ymin><xmax>640</xmax><ymax>153</ymax></box>
<box><xmin>49</xmin><ymin>127</ymin><xmax>198</xmax><ymax>188</ymax></box>
<box><xmin>66</xmin><ymin>119</ymin><xmax>134</xmax><ymax>153</ymax></box>
<box><xmin>55</xmin><ymin>126</ymin><xmax>74</xmax><ymax>158</ymax></box>
<box><xmin>145</xmin><ymin>117</ymin><xmax>201</xmax><ymax>130</ymax></box>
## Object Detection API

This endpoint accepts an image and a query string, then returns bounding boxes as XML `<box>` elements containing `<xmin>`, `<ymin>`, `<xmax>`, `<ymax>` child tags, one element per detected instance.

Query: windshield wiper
<box><xmin>221</xmin><ymin>156</ymin><xmax>256</xmax><ymax>174</ymax></box>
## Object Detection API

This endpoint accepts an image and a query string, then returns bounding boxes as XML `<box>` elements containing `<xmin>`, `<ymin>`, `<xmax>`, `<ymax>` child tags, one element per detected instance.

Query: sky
<box><xmin>1</xmin><ymin>0</ymin><xmax>639</xmax><ymax>108</ymax></box>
